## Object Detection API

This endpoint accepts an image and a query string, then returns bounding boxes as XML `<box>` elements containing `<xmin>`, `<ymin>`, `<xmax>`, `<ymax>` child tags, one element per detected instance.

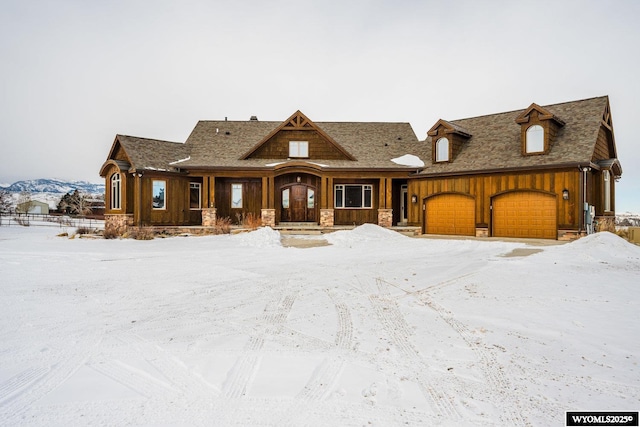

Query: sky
<box><xmin>1</xmin><ymin>0</ymin><xmax>639</xmax><ymax>212</ymax></box>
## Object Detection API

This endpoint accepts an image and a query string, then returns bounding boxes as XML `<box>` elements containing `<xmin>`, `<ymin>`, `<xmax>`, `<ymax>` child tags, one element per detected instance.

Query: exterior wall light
<box><xmin>562</xmin><ymin>189</ymin><xmax>569</xmax><ymax>200</ymax></box>
<box><xmin>411</xmin><ymin>195</ymin><xmax>418</xmax><ymax>203</ymax></box>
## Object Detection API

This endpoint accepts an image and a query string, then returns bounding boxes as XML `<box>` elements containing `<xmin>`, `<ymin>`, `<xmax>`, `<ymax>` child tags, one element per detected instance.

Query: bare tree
<box><xmin>17</xmin><ymin>191</ymin><xmax>33</xmax><ymax>214</ymax></box>
<box><xmin>0</xmin><ymin>189</ymin><xmax>12</xmax><ymax>214</ymax></box>
<box><xmin>58</xmin><ymin>190</ymin><xmax>93</xmax><ymax>216</ymax></box>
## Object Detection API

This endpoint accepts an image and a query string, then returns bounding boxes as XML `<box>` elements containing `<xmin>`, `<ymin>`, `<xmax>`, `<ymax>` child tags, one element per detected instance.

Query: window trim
<box><xmin>334</xmin><ymin>184</ymin><xmax>373</xmax><ymax>209</ymax></box>
<box><xmin>231</xmin><ymin>183</ymin><xmax>243</xmax><ymax>209</ymax></box>
<box><xmin>525</xmin><ymin>124</ymin><xmax>545</xmax><ymax>154</ymax></box>
<box><xmin>110</xmin><ymin>172</ymin><xmax>121</xmax><ymax>210</ymax></box>
<box><xmin>189</xmin><ymin>182</ymin><xmax>201</xmax><ymax>210</ymax></box>
<box><xmin>435</xmin><ymin>137</ymin><xmax>449</xmax><ymax>162</ymax></box>
<box><xmin>152</xmin><ymin>180</ymin><xmax>167</xmax><ymax>210</ymax></box>
<box><xmin>289</xmin><ymin>141</ymin><xmax>309</xmax><ymax>158</ymax></box>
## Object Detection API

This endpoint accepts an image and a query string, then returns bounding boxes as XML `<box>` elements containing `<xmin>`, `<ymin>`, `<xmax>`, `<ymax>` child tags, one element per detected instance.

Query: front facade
<box><xmin>100</xmin><ymin>96</ymin><xmax>622</xmax><ymax>239</ymax></box>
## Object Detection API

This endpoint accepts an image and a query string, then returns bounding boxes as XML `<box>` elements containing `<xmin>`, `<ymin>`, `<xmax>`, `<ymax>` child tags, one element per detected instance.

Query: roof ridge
<box><xmin>450</xmin><ymin>95</ymin><xmax>608</xmax><ymax>124</ymax></box>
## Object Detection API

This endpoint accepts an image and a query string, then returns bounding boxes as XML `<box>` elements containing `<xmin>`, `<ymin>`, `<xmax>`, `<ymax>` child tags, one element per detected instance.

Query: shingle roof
<box><xmin>417</xmin><ymin>96</ymin><xmax>612</xmax><ymax>176</ymax></box>
<box><xmin>115</xmin><ymin>135</ymin><xmax>189</xmax><ymax>173</ymax></box>
<box><xmin>180</xmin><ymin>120</ymin><xmax>425</xmax><ymax>169</ymax></box>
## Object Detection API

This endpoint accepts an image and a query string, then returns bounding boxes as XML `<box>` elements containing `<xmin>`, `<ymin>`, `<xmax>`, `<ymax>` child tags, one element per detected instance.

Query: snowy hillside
<box><xmin>0</xmin><ymin>225</ymin><xmax>638</xmax><ymax>426</ymax></box>
<box><xmin>0</xmin><ymin>178</ymin><xmax>104</xmax><ymax>195</ymax></box>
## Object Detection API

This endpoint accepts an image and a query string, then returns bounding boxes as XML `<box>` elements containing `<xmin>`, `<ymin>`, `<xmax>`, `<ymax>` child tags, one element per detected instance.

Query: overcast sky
<box><xmin>1</xmin><ymin>0</ymin><xmax>638</xmax><ymax>212</ymax></box>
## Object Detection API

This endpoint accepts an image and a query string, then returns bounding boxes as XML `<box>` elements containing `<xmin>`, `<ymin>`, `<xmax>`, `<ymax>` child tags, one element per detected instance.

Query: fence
<box><xmin>0</xmin><ymin>213</ymin><xmax>104</xmax><ymax>229</ymax></box>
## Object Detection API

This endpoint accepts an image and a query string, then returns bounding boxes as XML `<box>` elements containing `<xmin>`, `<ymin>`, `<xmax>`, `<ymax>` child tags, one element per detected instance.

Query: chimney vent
<box><xmin>250</xmin><ymin>115</ymin><xmax>258</xmax><ymax>121</ymax></box>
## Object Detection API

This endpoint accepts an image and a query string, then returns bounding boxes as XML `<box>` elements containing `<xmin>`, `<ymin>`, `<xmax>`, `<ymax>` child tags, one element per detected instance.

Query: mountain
<box><xmin>0</xmin><ymin>179</ymin><xmax>104</xmax><ymax>195</ymax></box>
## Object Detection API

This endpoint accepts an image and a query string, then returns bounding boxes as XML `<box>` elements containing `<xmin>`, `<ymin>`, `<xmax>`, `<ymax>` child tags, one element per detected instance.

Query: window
<box><xmin>190</xmin><ymin>182</ymin><xmax>201</xmax><ymax>209</ymax></box>
<box><xmin>307</xmin><ymin>188</ymin><xmax>315</xmax><ymax>208</ymax></box>
<box><xmin>282</xmin><ymin>188</ymin><xmax>290</xmax><ymax>208</ymax></box>
<box><xmin>289</xmin><ymin>141</ymin><xmax>309</xmax><ymax>158</ymax></box>
<box><xmin>604</xmin><ymin>170</ymin><xmax>611</xmax><ymax>211</ymax></box>
<box><xmin>334</xmin><ymin>184</ymin><xmax>372</xmax><ymax>208</ymax></box>
<box><xmin>110</xmin><ymin>173</ymin><xmax>121</xmax><ymax>210</ymax></box>
<box><xmin>525</xmin><ymin>125</ymin><xmax>544</xmax><ymax>153</ymax></box>
<box><xmin>435</xmin><ymin>137</ymin><xmax>449</xmax><ymax>162</ymax></box>
<box><xmin>231</xmin><ymin>183</ymin><xmax>243</xmax><ymax>208</ymax></box>
<box><xmin>152</xmin><ymin>180</ymin><xmax>166</xmax><ymax>210</ymax></box>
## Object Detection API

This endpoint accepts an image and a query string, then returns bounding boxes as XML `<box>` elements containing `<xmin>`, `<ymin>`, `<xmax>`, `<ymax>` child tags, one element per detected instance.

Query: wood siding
<box><xmin>249</xmin><ymin>129</ymin><xmax>350</xmax><ymax>160</ymax></box>
<box><xmin>215</xmin><ymin>178</ymin><xmax>262</xmax><ymax>223</ymax></box>
<box><xmin>409</xmin><ymin>168</ymin><xmax>582</xmax><ymax>232</ymax></box>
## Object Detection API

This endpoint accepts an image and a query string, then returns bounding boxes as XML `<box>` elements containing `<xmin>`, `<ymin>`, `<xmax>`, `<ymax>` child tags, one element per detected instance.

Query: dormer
<box><xmin>516</xmin><ymin>103</ymin><xmax>565</xmax><ymax>156</ymax></box>
<box><xmin>427</xmin><ymin>119</ymin><xmax>472</xmax><ymax>163</ymax></box>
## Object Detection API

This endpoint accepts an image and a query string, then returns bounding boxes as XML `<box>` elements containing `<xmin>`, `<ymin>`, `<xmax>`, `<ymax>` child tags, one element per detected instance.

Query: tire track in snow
<box><xmin>0</xmin><ymin>332</ymin><xmax>102</xmax><ymax>424</ymax></box>
<box><xmin>417</xmin><ymin>292</ymin><xmax>527</xmax><ymax>426</ymax></box>
<box><xmin>369</xmin><ymin>278</ymin><xmax>461</xmax><ymax>419</ymax></box>
<box><xmin>87</xmin><ymin>359</ymin><xmax>178</xmax><ymax>399</ymax></box>
<box><xmin>222</xmin><ymin>289</ymin><xmax>298</xmax><ymax>399</ymax></box>
<box><xmin>0</xmin><ymin>366</ymin><xmax>50</xmax><ymax>404</ymax></box>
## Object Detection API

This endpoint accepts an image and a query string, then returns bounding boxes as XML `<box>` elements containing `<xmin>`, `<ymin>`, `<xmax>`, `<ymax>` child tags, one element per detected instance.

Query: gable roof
<box><xmin>417</xmin><ymin>96</ymin><xmax>616</xmax><ymax>176</ymax></box>
<box><xmin>180</xmin><ymin>118</ymin><xmax>423</xmax><ymax>170</ymax></box>
<box><xmin>240</xmin><ymin>110</ymin><xmax>356</xmax><ymax>161</ymax></box>
<box><xmin>100</xmin><ymin>135</ymin><xmax>189</xmax><ymax>176</ymax></box>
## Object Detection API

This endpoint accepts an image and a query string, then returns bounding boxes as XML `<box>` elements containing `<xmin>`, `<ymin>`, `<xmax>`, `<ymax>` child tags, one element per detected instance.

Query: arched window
<box><xmin>525</xmin><ymin>125</ymin><xmax>544</xmax><ymax>153</ymax></box>
<box><xmin>110</xmin><ymin>173</ymin><xmax>121</xmax><ymax>210</ymax></box>
<box><xmin>436</xmin><ymin>137</ymin><xmax>449</xmax><ymax>162</ymax></box>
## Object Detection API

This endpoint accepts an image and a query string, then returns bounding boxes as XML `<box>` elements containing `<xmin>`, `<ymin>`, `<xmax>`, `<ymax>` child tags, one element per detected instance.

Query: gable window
<box><xmin>189</xmin><ymin>182</ymin><xmax>201</xmax><ymax>209</ymax></box>
<box><xmin>152</xmin><ymin>180</ymin><xmax>166</xmax><ymax>210</ymax></box>
<box><xmin>525</xmin><ymin>125</ymin><xmax>544</xmax><ymax>153</ymax></box>
<box><xmin>110</xmin><ymin>173</ymin><xmax>121</xmax><ymax>210</ymax></box>
<box><xmin>289</xmin><ymin>141</ymin><xmax>309</xmax><ymax>158</ymax></box>
<box><xmin>435</xmin><ymin>137</ymin><xmax>449</xmax><ymax>162</ymax></box>
<box><xmin>231</xmin><ymin>183</ymin><xmax>243</xmax><ymax>209</ymax></box>
<box><xmin>604</xmin><ymin>170</ymin><xmax>611</xmax><ymax>212</ymax></box>
<box><xmin>334</xmin><ymin>184</ymin><xmax>372</xmax><ymax>209</ymax></box>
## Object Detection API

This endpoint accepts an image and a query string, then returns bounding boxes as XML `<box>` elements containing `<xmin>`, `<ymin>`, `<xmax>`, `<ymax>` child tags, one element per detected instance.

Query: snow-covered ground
<box><xmin>0</xmin><ymin>225</ymin><xmax>638</xmax><ymax>426</ymax></box>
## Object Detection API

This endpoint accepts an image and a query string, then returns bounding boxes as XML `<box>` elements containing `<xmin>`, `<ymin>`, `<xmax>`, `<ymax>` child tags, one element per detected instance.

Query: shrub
<box><xmin>242</xmin><ymin>212</ymin><xmax>262</xmax><ymax>230</ymax></box>
<box><xmin>76</xmin><ymin>226</ymin><xmax>93</xmax><ymax>235</ymax></box>
<box><xmin>126</xmin><ymin>227</ymin><xmax>155</xmax><ymax>240</ymax></box>
<box><xmin>214</xmin><ymin>217</ymin><xmax>232</xmax><ymax>235</ymax></box>
<box><xmin>103</xmin><ymin>228</ymin><xmax>120</xmax><ymax>239</ymax></box>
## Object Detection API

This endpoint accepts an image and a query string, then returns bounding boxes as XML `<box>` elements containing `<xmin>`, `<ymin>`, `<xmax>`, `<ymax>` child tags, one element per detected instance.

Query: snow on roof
<box><xmin>391</xmin><ymin>154</ymin><xmax>425</xmax><ymax>167</ymax></box>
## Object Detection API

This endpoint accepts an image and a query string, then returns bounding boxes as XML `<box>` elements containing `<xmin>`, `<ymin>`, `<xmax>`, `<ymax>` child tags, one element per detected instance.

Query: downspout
<box><xmin>581</xmin><ymin>166</ymin><xmax>590</xmax><ymax>235</ymax></box>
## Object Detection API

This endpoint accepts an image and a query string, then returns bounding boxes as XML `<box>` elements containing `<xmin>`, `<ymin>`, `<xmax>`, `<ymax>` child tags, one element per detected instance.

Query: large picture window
<box><xmin>152</xmin><ymin>180</ymin><xmax>166</xmax><ymax>210</ymax></box>
<box><xmin>190</xmin><ymin>182</ymin><xmax>201</xmax><ymax>209</ymax></box>
<box><xmin>334</xmin><ymin>184</ymin><xmax>372</xmax><ymax>209</ymax></box>
<box><xmin>110</xmin><ymin>173</ymin><xmax>121</xmax><ymax>210</ymax></box>
<box><xmin>231</xmin><ymin>183</ymin><xmax>243</xmax><ymax>209</ymax></box>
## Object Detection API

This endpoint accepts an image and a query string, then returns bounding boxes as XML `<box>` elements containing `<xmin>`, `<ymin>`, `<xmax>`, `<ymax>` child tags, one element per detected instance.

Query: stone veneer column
<box><xmin>377</xmin><ymin>209</ymin><xmax>393</xmax><ymax>228</ymax></box>
<box><xmin>105</xmin><ymin>214</ymin><xmax>134</xmax><ymax>236</ymax></box>
<box><xmin>201</xmin><ymin>208</ymin><xmax>217</xmax><ymax>227</ymax></box>
<box><xmin>320</xmin><ymin>209</ymin><xmax>334</xmax><ymax>227</ymax></box>
<box><xmin>261</xmin><ymin>209</ymin><xmax>276</xmax><ymax>228</ymax></box>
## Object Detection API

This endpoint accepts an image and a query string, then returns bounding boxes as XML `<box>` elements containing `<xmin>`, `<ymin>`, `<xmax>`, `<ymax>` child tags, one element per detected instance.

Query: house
<box><xmin>100</xmin><ymin>96</ymin><xmax>622</xmax><ymax>239</ymax></box>
<box><xmin>408</xmin><ymin>96</ymin><xmax>622</xmax><ymax>239</ymax></box>
<box><xmin>16</xmin><ymin>200</ymin><xmax>50</xmax><ymax>215</ymax></box>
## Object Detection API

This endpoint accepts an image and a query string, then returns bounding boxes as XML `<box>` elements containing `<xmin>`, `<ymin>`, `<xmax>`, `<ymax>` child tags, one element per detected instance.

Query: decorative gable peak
<box><xmin>515</xmin><ymin>103</ymin><xmax>565</xmax><ymax>127</ymax></box>
<box><xmin>282</xmin><ymin>110</ymin><xmax>314</xmax><ymax>130</ymax></box>
<box><xmin>241</xmin><ymin>110</ymin><xmax>355</xmax><ymax>161</ymax></box>
<box><xmin>427</xmin><ymin>119</ymin><xmax>472</xmax><ymax>138</ymax></box>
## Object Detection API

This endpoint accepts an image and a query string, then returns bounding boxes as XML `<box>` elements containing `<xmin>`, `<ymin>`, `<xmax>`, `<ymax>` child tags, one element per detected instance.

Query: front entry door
<box><xmin>282</xmin><ymin>184</ymin><xmax>316</xmax><ymax>222</ymax></box>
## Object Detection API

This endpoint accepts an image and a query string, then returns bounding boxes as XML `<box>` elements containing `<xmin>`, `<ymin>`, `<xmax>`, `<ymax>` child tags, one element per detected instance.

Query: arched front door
<box><xmin>281</xmin><ymin>184</ymin><xmax>316</xmax><ymax>222</ymax></box>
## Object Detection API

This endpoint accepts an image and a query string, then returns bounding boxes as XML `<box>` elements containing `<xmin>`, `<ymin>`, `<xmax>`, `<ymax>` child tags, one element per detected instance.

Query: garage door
<box><xmin>425</xmin><ymin>194</ymin><xmax>475</xmax><ymax>236</ymax></box>
<box><xmin>492</xmin><ymin>192</ymin><xmax>557</xmax><ymax>239</ymax></box>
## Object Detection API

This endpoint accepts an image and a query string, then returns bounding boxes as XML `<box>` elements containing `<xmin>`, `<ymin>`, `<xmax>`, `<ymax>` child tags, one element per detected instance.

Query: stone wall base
<box><xmin>320</xmin><ymin>209</ymin><xmax>334</xmax><ymax>227</ymax></box>
<box><xmin>201</xmin><ymin>208</ymin><xmax>217</xmax><ymax>227</ymax></box>
<box><xmin>105</xmin><ymin>214</ymin><xmax>134</xmax><ymax>236</ymax></box>
<box><xmin>261</xmin><ymin>209</ymin><xmax>276</xmax><ymax>228</ymax></box>
<box><xmin>475</xmin><ymin>228</ymin><xmax>488</xmax><ymax>238</ymax></box>
<box><xmin>377</xmin><ymin>209</ymin><xmax>393</xmax><ymax>228</ymax></box>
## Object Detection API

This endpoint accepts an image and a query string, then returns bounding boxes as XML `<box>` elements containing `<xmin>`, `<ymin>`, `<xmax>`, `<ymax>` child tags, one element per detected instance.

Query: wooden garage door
<box><xmin>493</xmin><ymin>192</ymin><xmax>557</xmax><ymax>239</ymax></box>
<box><xmin>425</xmin><ymin>194</ymin><xmax>475</xmax><ymax>236</ymax></box>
